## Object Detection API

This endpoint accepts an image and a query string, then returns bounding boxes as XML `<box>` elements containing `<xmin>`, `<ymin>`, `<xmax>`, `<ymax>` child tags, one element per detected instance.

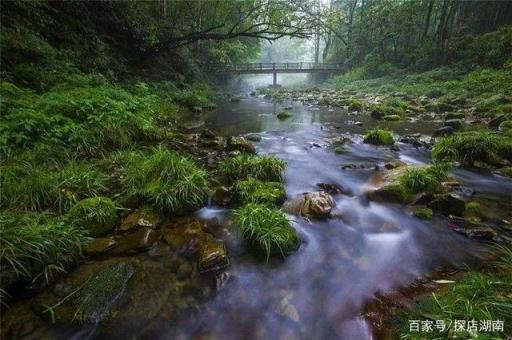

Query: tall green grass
<box><xmin>220</xmin><ymin>155</ymin><xmax>286</xmax><ymax>182</ymax></box>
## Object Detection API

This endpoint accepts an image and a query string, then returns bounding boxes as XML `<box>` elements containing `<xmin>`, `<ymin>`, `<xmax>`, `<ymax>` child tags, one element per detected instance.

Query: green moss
<box><xmin>348</xmin><ymin>98</ymin><xmax>363</xmax><ymax>110</ymax></box>
<box><xmin>432</xmin><ymin>131</ymin><xmax>512</xmax><ymax>165</ymax></box>
<box><xmin>334</xmin><ymin>146</ymin><xmax>347</xmax><ymax>154</ymax></box>
<box><xmin>120</xmin><ymin>146</ymin><xmax>209</xmax><ymax>214</ymax></box>
<box><xmin>368</xmin><ymin>183</ymin><xmax>408</xmax><ymax>204</ymax></box>
<box><xmin>0</xmin><ymin>211</ymin><xmax>89</xmax><ymax>299</ymax></box>
<box><xmin>363</xmin><ymin>128</ymin><xmax>395</xmax><ymax>145</ymax></box>
<box><xmin>398</xmin><ymin>164</ymin><xmax>451</xmax><ymax>194</ymax></box>
<box><xmin>220</xmin><ymin>154</ymin><xmax>286</xmax><ymax>182</ymax></box>
<box><xmin>277</xmin><ymin>110</ymin><xmax>292</xmax><ymax>120</ymax></box>
<box><xmin>499</xmin><ymin>120</ymin><xmax>512</xmax><ymax>131</ymax></box>
<box><xmin>232</xmin><ymin>203</ymin><xmax>300</xmax><ymax>258</ymax></box>
<box><xmin>382</xmin><ymin>114</ymin><xmax>401</xmax><ymax>121</ymax></box>
<box><xmin>370</xmin><ymin>104</ymin><xmax>404</xmax><ymax>119</ymax></box>
<box><xmin>497</xmin><ymin>166</ymin><xmax>512</xmax><ymax>177</ymax></box>
<box><xmin>412</xmin><ymin>206</ymin><xmax>433</xmax><ymax>220</ymax></box>
<box><xmin>67</xmin><ymin>197</ymin><xmax>117</xmax><ymax>237</ymax></box>
<box><xmin>233</xmin><ymin>178</ymin><xmax>286</xmax><ymax>207</ymax></box>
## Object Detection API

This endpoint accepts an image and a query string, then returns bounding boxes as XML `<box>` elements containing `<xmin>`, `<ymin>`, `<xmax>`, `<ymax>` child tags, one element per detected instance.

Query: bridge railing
<box><xmin>213</xmin><ymin>62</ymin><xmax>345</xmax><ymax>72</ymax></box>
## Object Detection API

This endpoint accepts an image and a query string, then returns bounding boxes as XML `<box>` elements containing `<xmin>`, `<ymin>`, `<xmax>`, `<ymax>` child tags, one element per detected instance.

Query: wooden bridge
<box><xmin>214</xmin><ymin>62</ymin><xmax>345</xmax><ymax>85</ymax></box>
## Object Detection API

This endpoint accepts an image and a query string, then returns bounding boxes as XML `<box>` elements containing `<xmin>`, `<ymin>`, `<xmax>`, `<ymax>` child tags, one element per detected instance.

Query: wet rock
<box><xmin>328</xmin><ymin>208</ymin><xmax>345</xmax><ymax>220</ymax></box>
<box><xmin>35</xmin><ymin>262</ymin><xmax>135</xmax><ymax>325</ymax></box>
<box><xmin>489</xmin><ymin>114</ymin><xmax>506</xmax><ymax>130</ymax></box>
<box><xmin>367</xmin><ymin>183</ymin><xmax>408</xmax><ymax>204</ymax></box>
<box><xmin>316</xmin><ymin>182</ymin><xmax>345</xmax><ymax>195</ymax></box>
<box><xmin>111</xmin><ymin>228</ymin><xmax>159</xmax><ymax>255</ymax></box>
<box><xmin>428</xmin><ymin>193</ymin><xmax>466</xmax><ymax>216</ymax></box>
<box><xmin>226</xmin><ymin>136</ymin><xmax>256</xmax><ymax>154</ymax></box>
<box><xmin>245</xmin><ymin>133</ymin><xmax>262</xmax><ymax>142</ymax></box>
<box><xmin>411</xmin><ymin>206</ymin><xmax>433</xmax><ymax>220</ymax></box>
<box><xmin>118</xmin><ymin>209</ymin><xmax>161</xmax><ymax>232</ymax></box>
<box><xmin>184</xmin><ymin>120</ymin><xmax>205</xmax><ymax>130</ymax></box>
<box><xmin>191</xmin><ymin>106</ymin><xmax>203</xmax><ymax>113</ymax></box>
<box><xmin>163</xmin><ymin>218</ymin><xmax>203</xmax><ymax>255</ymax></box>
<box><xmin>445</xmin><ymin>112</ymin><xmax>465</xmax><ymax>120</ymax></box>
<box><xmin>384</xmin><ymin>160</ymin><xmax>406</xmax><ymax>170</ymax></box>
<box><xmin>282</xmin><ymin>191</ymin><xmax>336</xmax><ymax>218</ymax></box>
<box><xmin>176</xmin><ymin>261</ymin><xmax>193</xmax><ymax>280</ymax></box>
<box><xmin>198</xmin><ymin>233</ymin><xmax>229</xmax><ymax>273</ymax></box>
<box><xmin>447</xmin><ymin>216</ymin><xmax>499</xmax><ymax>241</ymax></box>
<box><xmin>443</xmin><ymin>119</ymin><xmax>463</xmax><ymax>130</ymax></box>
<box><xmin>212</xmin><ymin>186</ymin><xmax>232</xmax><ymax>206</ymax></box>
<box><xmin>200</xmin><ymin>128</ymin><xmax>216</xmax><ymax>139</ymax></box>
<box><xmin>147</xmin><ymin>242</ymin><xmax>171</xmax><ymax>258</ymax></box>
<box><xmin>84</xmin><ymin>237</ymin><xmax>117</xmax><ymax>255</ymax></box>
<box><xmin>433</xmin><ymin>126</ymin><xmax>454</xmax><ymax>137</ymax></box>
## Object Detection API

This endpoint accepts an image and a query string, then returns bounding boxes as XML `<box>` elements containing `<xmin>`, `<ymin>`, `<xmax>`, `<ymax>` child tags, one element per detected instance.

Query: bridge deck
<box><xmin>215</xmin><ymin>62</ymin><xmax>344</xmax><ymax>74</ymax></box>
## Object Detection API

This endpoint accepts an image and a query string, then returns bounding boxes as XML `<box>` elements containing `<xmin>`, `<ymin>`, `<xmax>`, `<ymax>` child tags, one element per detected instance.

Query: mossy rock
<box><xmin>277</xmin><ymin>110</ymin><xmax>292</xmax><ymax>120</ymax></box>
<box><xmin>226</xmin><ymin>136</ymin><xmax>256</xmax><ymax>154</ymax></box>
<box><xmin>234</xmin><ymin>178</ymin><xmax>286</xmax><ymax>207</ymax></box>
<box><xmin>445</xmin><ymin>112</ymin><xmax>465</xmax><ymax>120</ymax></box>
<box><xmin>443</xmin><ymin>119</ymin><xmax>464</xmax><ymax>130</ymax></box>
<box><xmin>334</xmin><ymin>146</ymin><xmax>347</xmax><ymax>154</ymax></box>
<box><xmin>411</xmin><ymin>206</ymin><xmax>433</xmax><ymax>220</ymax></box>
<box><xmin>383</xmin><ymin>114</ymin><xmax>401</xmax><ymax>121</ymax></box>
<box><xmin>499</xmin><ymin>120</ymin><xmax>512</xmax><ymax>131</ymax></box>
<box><xmin>35</xmin><ymin>262</ymin><xmax>134</xmax><ymax>325</ymax></box>
<box><xmin>67</xmin><ymin>197</ymin><xmax>117</xmax><ymax>237</ymax></box>
<box><xmin>348</xmin><ymin>99</ymin><xmax>363</xmax><ymax>111</ymax></box>
<box><xmin>363</xmin><ymin>128</ymin><xmax>394</xmax><ymax>145</ymax></box>
<box><xmin>428</xmin><ymin>193</ymin><xmax>466</xmax><ymax>216</ymax></box>
<box><xmin>367</xmin><ymin>183</ymin><xmax>409</xmax><ymax>204</ymax></box>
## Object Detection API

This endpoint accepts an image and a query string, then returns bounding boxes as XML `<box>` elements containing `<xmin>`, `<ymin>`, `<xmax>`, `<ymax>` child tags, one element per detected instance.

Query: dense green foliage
<box><xmin>119</xmin><ymin>147</ymin><xmax>209</xmax><ymax>214</ymax></box>
<box><xmin>432</xmin><ymin>131</ymin><xmax>512</xmax><ymax>165</ymax></box>
<box><xmin>232</xmin><ymin>203</ymin><xmax>300</xmax><ymax>258</ymax></box>
<box><xmin>363</xmin><ymin>128</ymin><xmax>395</xmax><ymax>145</ymax></box>
<box><xmin>234</xmin><ymin>178</ymin><xmax>286</xmax><ymax>207</ymax></box>
<box><xmin>67</xmin><ymin>197</ymin><xmax>118</xmax><ymax>237</ymax></box>
<box><xmin>399</xmin><ymin>164</ymin><xmax>451</xmax><ymax>194</ymax></box>
<box><xmin>0</xmin><ymin>212</ymin><xmax>89</xmax><ymax>300</ymax></box>
<box><xmin>220</xmin><ymin>155</ymin><xmax>286</xmax><ymax>182</ymax></box>
<box><xmin>395</xmin><ymin>246</ymin><xmax>512</xmax><ymax>339</ymax></box>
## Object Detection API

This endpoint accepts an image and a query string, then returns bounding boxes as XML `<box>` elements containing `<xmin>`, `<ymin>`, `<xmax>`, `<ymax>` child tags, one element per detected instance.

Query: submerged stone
<box><xmin>212</xmin><ymin>186</ymin><xmax>232</xmax><ymax>206</ymax></box>
<box><xmin>110</xmin><ymin>228</ymin><xmax>159</xmax><ymax>255</ymax></box>
<box><xmin>84</xmin><ymin>237</ymin><xmax>117</xmax><ymax>255</ymax></box>
<box><xmin>118</xmin><ymin>209</ymin><xmax>161</xmax><ymax>232</ymax></box>
<box><xmin>443</xmin><ymin>119</ymin><xmax>464</xmax><ymax>130</ymax></box>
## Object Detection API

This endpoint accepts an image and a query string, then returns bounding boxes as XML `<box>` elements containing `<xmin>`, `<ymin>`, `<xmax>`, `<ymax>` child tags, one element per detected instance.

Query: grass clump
<box><xmin>1</xmin><ymin>161</ymin><xmax>109</xmax><ymax>213</ymax></box>
<box><xmin>276</xmin><ymin>110</ymin><xmax>292</xmax><ymax>120</ymax></box>
<box><xmin>232</xmin><ymin>203</ymin><xmax>300</xmax><ymax>258</ymax></box>
<box><xmin>67</xmin><ymin>197</ymin><xmax>117</xmax><ymax>237</ymax></box>
<box><xmin>220</xmin><ymin>154</ymin><xmax>286</xmax><ymax>182</ymax></box>
<box><xmin>0</xmin><ymin>211</ymin><xmax>89</xmax><ymax>300</ymax></box>
<box><xmin>399</xmin><ymin>164</ymin><xmax>451</xmax><ymax>194</ymax></box>
<box><xmin>348</xmin><ymin>98</ymin><xmax>363</xmax><ymax>111</ymax></box>
<box><xmin>395</xmin><ymin>270</ymin><xmax>512</xmax><ymax>338</ymax></box>
<box><xmin>432</xmin><ymin>131</ymin><xmax>512</xmax><ymax>165</ymax></box>
<box><xmin>120</xmin><ymin>146</ymin><xmax>209</xmax><ymax>214</ymax></box>
<box><xmin>233</xmin><ymin>178</ymin><xmax>286</xmax><ymax>207</ymax></box>
<box><xmin>363</xmin><ymin>128</ymin><xmax>395</xmax><ymax>145</ymax></box>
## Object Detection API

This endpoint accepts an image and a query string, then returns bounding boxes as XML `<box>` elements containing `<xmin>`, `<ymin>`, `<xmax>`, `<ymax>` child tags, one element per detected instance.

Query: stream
<box><xmin>173</xmin><ymin>95</ymin><xmax>511</xmax><ymax>339</ymax></box>
<box><xmin>4</xmin><ymin>93</ymin><xmax>512</xmax><ymax>340</ymax></box>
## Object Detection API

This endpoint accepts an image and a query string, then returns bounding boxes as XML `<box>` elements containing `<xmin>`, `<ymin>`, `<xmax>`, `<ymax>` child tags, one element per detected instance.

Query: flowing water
<box><xmin>5</xmin><ymin>94</ymin><xmax>512</xmax><ymax>340</ymax></box>
<box><xmin>169</xmin><ymin>95</ymin><xmax>511</xmax><ymax>339</ymax></box>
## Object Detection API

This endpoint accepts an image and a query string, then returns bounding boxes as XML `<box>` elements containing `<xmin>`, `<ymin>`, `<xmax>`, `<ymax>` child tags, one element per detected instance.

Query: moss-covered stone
<box><xmin>277</xmin><ymin>110</ymin><xmax>293</xmax><ymax>120</ymax></box>
<box><xmin>428</xmin><ymin>193</ymin><xmax>466</xmax><ymax>216</ymax></box>
<box><xmin>411</xmin><ymin>206</ymin><xmax>433</xmax><ymax>220</ymax></box>
<box><xmin>363</xmin><ymin>128</ymin><xmax>395</xmax><ymax>145</ymax></box>
<box><xmin>67</xmin><ymin>197</ymin><xmax>117</xmax><ymax>237</ymax></box>
<box><xmin>367</xmin><ymin>183</ymin><xmax>409</xmax><ymax>204</ymax></box>
<box><xmin>226</xmin><ymin>136</ymin><xmax>256</xmax><ymax>154</ymax></box>
<box><xmin>348</xmin><ymin>98</ymin><xmax>363</xmax><ymax>111</ymax></box>
<box><xmin>383</xmin><ymin>114</ymin><xmax>401</xmax><ymax>121</ymax></box>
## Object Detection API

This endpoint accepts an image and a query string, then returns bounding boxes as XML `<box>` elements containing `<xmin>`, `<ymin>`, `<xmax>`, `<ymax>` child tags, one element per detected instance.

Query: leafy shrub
<box><xmin>399</xmin><ymin>164</ymin><xmax>451</xmax><ymax>194</ymax></box>
<box><xmin>363</xmin><ymin>128</ymin><xmax>395</xmax><ymax>145</ymax></box>
<box><xmin>233</xmin><ymin>178</ymin><xmax>286</xmax><ymax>206</ymax></box>
<box><xmin>432</xmin><ymin>131</ymin><xmax>512</xmax><ymax>165</ymax></box>
<box><xmin>120</xmin><ymin>146</ymin><xmax>209</xmax><ymax>213</ymax></box>
<box><xmin>67</xmin><ymin>197</ymin><xmax>117</xmax><ymax>237</ymax></box>
<box><xmin>232</xmin><ymin>203</ymin><xmax>300</xmax><ymax>258</ymax></box>
<box><xmin>0</xmin><ymin>211</ymin><xmax>89</xmax><ymax>300</ymax></box>
<box><xmin>220</xmin><ymin>155</ymin><xmax>286</xmax><ymax>182</ymax></box>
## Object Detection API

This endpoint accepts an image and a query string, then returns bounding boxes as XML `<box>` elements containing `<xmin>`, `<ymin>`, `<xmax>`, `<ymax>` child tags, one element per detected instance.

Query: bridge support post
<box><xmin>273</xmin><ymin>72</ymin><xmax>277</xmax><ymax>86</ymax></box>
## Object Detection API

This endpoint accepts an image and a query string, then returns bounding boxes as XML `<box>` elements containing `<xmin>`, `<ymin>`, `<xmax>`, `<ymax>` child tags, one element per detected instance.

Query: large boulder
<box><xmin>282</xmin><ymin>191</ymin><xmax>335</xmax><ymax>218</ymax></box>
